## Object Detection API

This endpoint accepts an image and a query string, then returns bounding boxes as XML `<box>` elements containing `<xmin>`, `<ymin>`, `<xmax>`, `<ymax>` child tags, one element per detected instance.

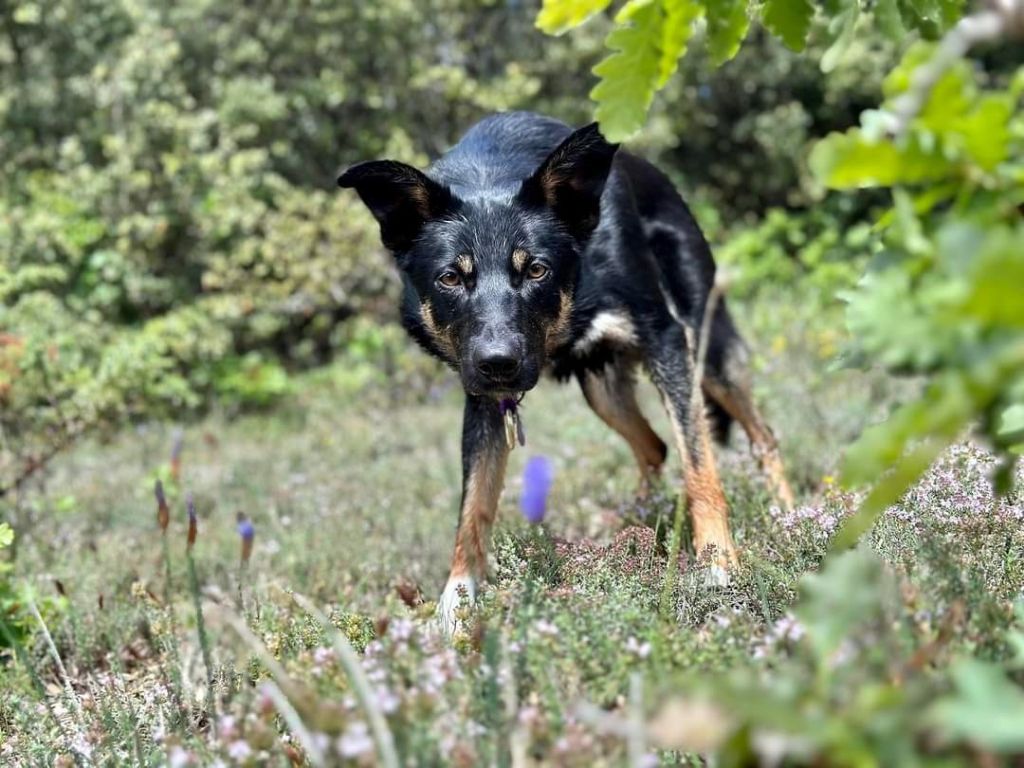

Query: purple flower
<box><xmin>520</xmin><ymin>455</ymin><xmax>553</xmax><ymax>524</ymax></box>
<box><xmin>236</xmin><ymin>512</ymin><xmax>255</xmax><ymax>563</ymax></box>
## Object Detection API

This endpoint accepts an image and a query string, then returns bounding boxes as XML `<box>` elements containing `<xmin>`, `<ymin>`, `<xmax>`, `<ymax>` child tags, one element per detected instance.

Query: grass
<box><xmin>1</xmin><ymin>294</ymin><xmax>1022</xmax><ymax>766</ymax></box>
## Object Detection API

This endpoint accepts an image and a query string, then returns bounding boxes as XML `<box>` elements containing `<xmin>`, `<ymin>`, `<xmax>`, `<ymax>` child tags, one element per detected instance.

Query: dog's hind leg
<box><xmin>646</xmin><ymin>323</ymin><xmax>738</xmax><ymax>577</ymax></box>
<box><xmin>702</xmin><ymin>322</ymin><xmax>796</xmax><ymax>511</ymax></box>
<box><xmin>579</xmin><ymin>358</ymin><xmax>668</xmax><ymax>498</ymax></box>
<box><xmin>439</xmin><ymin>395</ymin><xmax>510</xmax><ymax>635</ymax></box>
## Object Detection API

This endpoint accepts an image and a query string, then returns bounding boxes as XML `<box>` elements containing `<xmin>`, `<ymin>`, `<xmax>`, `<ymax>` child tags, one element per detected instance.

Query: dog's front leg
<box><xmin>439</xmin><ymin>394</ymin><xmax>510</xmax><ymax>635</ymax></box>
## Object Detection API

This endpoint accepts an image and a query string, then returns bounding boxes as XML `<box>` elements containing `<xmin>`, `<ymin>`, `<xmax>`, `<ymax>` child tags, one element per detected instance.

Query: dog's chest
<box><xmin>548</xmin><ymin>308</ymin><xmax>642</xmax><ymax>379</ymax></box>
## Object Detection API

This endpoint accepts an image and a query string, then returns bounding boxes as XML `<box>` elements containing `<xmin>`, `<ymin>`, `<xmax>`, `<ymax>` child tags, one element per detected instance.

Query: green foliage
<box><xmin>930</xmin><ymin>658</ymin><xmax>1024</xmax><ymax>752</ymax></box>
<box><xmin>656</xmin><ymin>551</ymin><xmax>1024</xmax><ymax>765</ymax></box>
<box><xmin>0</xmin><ymin>525</ymin><xmax>64</xmax><ymax>652</ymax></box>
<box><xmin>537</xmin><ymin>0</ymin><xmax>960</xmax><ymax>141</ymax></box>
<box><xmin>703</xmin><ymin>0</ymin><xmax>751</xmax><ymax>64</ymax></box>
<box><xmin>537</xmin><ymin>0</ymin><xmax>614</xmax><ymax>34</ymax></box>
<box><xmin>809</xmin><ymin>44</ymin><xmax>1024</xmax><ymax>540</ymax></box>
<box><xmin>590</xmin><ymin>0</ymin><xmax>704</xmax><ymax>142</ymax></box>
<box><xmin>716</xmin><ymin>200</ymin><xmax>875</xmax><ymax>302</ymax></box>
<box><xmin>762</xmin><ymin>0</ymin><xmax>815</xmax><ymax>51</ymax></box>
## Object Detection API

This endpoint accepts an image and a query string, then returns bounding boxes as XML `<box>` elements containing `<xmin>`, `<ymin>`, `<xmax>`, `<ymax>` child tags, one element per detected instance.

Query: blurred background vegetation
<box><xmin>1</xmin><ymin>0</ymin><xmax>916</xmax><ymax>496</ymax></box>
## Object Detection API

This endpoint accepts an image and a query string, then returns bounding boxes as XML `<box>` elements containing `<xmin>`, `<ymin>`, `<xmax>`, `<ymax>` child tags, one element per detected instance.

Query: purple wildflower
<box><xmin>521</xmin><ymin>455</ymin><xmax>553</xmax><ymax>524</ymax></box>
<box><xmin>236</xmin><ymin>512</ymin><xmax>255</xmax><ymax>564</ymax></box>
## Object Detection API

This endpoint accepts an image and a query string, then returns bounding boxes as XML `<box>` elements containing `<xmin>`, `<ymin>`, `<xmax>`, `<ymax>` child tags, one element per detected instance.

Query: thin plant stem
<box><xmin>185</xmin><ymin>549</ymin><xmax>216</xmax><ymax>717</ymax></box>
<box><xmin>659</xmin><ymin>491</ymin><xmax>688</xmax><ymax>618</ymax></box>
<box><xmin>29</xmin><ymin>598</ymin><xmax>83</xmax><ymax>725</ymax></box>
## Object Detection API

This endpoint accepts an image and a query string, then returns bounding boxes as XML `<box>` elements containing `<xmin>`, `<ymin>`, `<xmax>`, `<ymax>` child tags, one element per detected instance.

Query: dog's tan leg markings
<box><xmin>663</xmin><ymin>387</ymin><xmax>738</xmax><ymax>573</ymax></box>
<box><xmin>440</xmin><ymin>429</ymin><xmax>509</xmax><ymax>634</ymax></box>
<box><xmin>448</xmin><ymin>445</ymin><xmax>508</xmax><ymax>581</ymax></box>
<box><xmin>648</xmin><ymin>326</ymin><xmax>738</xmax><ymax>576</ymax></box>
<box><xmin>702</xmin><ymin>356</ymin><xmax>796</xmax><ymax>511</ymax></box>
<box><xmin>580</xmin><ymin>361</ymin><xmax>666</xmax><ymax>497</ymax></box>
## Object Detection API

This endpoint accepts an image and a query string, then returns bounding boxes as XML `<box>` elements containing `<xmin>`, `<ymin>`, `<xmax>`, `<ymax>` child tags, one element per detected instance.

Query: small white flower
<box><xmin>337</xmin><ymin>721</ymin><xmax>373</xmax><ymax>758</ymax></box>
<box><xmin>217</xmin><ymin>715</ymin><xmax>238</xmax><ymax>741</ymax></box>
<box><xmin>533</xmin><ymin>619</ymin><xmax>559</xmax><ymax>637</ymax></box>
<box><xmin>168</xmin><ymin>746</ymin><xmax>193</xmax><ymax>768</ymax></box>
<box><xmin>625</xmin><ymin>636</ymin><xmax>652</xmax><ymax>659</ymax></box>
<box><xmin>227</xmin><ymin>740</ymin><xmax>252</xmax><ymax>761</ymax></box>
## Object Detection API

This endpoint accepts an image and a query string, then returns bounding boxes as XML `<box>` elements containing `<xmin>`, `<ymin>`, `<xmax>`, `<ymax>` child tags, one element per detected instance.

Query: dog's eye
<box><xmin>526</xmin><ymin>263</ymin><xmax>549</xmax><ymax>281</ymax></box>
<box><xmin>438</xmin><ymin>271</ymin><xmax>462</xmax><ymax>288</ymax></box>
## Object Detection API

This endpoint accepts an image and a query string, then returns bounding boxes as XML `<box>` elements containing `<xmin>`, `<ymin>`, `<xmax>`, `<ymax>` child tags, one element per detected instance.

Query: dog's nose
<box><xmin>475</xmin><ymin>351</ymin><xmax>522</xmax><ymax>383</ymax></box>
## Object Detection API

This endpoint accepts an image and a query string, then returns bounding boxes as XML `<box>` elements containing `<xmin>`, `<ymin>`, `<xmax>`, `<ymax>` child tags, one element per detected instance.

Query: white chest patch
<box><xmin>573</xmin><ymin>310</ymin><xmax>639</xmax><ymax>356</ymax></box>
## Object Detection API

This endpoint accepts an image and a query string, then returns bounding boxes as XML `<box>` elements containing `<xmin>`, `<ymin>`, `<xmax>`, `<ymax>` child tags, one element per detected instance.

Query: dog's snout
<box><xmin>475</xmin><ymin>349</ymin><xmax>522</xmax><ymax>383</ymax></box>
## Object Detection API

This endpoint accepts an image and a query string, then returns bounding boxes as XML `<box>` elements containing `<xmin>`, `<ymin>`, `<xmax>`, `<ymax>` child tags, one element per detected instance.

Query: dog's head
<box><xmin>339</xmin><ymin>123</ymin><xmax>617</xmax><ymax>398</ymax></box>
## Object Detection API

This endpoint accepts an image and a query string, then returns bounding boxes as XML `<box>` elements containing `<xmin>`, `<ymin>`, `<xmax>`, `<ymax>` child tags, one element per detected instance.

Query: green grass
<box><xmin>2</xmin><ymin>295</ymin><xmax>1022</xmax><ymax>766</ymax></box>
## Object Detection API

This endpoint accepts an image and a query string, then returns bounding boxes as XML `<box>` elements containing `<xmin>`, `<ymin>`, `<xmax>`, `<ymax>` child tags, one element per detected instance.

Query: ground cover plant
<box><xmin>2</xmin><ymin>291</ymin><xmax>1023</xmax><ymax>765</ymax></box>
<box><xmin>2</xmin><ymin>0</ymin><xmax>1023</xmax><ymax>765</ymax></box>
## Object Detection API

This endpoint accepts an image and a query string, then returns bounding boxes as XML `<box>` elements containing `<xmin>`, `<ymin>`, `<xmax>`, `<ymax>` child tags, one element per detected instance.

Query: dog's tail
<box><xmin>706</xmin><ymin>398</ymin><xmax>733</xmax><ymax>446</ymax></box>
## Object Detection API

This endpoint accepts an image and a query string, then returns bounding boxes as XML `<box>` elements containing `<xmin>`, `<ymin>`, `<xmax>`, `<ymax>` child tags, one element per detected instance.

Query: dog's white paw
<box><xmin>438</xmin><ymin>575</ymin><xmax>476</xmax><ymax>636</ymax></box>
<box><xmin>705</xmin><ymin>564</ymin><xmax>731</xmax><ymax>588</ymax></box>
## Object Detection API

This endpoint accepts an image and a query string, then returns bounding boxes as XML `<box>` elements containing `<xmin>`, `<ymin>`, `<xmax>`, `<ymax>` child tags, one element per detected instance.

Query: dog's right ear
<box><xmin>518</xmin><ymin>123</ymin><xmax>618</xmax><ymax>242</ymax></box>
<box><xmin>338</xmin><ymin>161</ymin><xmax>453</xmax><ymax>252</ymax></box>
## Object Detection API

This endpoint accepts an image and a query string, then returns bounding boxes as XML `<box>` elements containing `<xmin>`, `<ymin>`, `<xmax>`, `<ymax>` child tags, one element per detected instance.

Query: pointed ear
<box><xmin>337</xmin><ymin>160</ymin><xmax>453</xmax><ymax>252</ymax></box>
<box><xmin>518</xmin><ymin>123</ymin><xmax>618</xmax><ymax>241</ymax></box>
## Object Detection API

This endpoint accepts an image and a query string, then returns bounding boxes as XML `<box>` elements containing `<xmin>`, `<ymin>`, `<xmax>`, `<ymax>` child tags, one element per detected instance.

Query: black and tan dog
<box><xmin>338</xmin><ymin>112</ymin><xmax>793</xmax><ymax>632</ymax></box>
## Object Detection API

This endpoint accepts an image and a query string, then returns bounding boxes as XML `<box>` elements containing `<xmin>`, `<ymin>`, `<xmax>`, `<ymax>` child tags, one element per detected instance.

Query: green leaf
<box><xmin>873</xmin><ymin>0</ymin><xmax>906</xmax><ymax>38</ymax></box>
<box><xmin>591</xmin><ymin>0</ymin><xmax>666</xmax><ymax>142</ymax></box>
<box><xmin>761</xmin><ymin>0</ymin><xmax>815</xmax><ymax>51</ymax></box>
<box><xmin>834</xmin><ymin>374</ymin><xmax>974</xmax><ymax>549</ymax></box>
<box><xmin>704</xmin><ymin>0</ymin><xmax>751</xmax><ymax>65</ymax></box>
<box><xmin>658</xmin><ymin>0</ymin><xmax>703</xmax><ymax>86</ymax></box>
<box><xmin>797</xmin><ymin>550</ymin><xmax>891</xmax><ymax>659</ymax></box>
<box><xmin>929</xmin><ymin>658</ymin><xmax>1024</xmax><ymax>751</ymax></box>
<box><xmin>0</xmin><ymin>523</ymin><xmax>12</xmax><ymax>549</ymax></box>
<box><xmin>536</xmin><ymin>0</ymin><xmax>614</xmax><ymax>35</ymax></box>
<box><xmin>820</xmin><ymin>4</ymin><xmax>859</xmax><ymax>73</ymax></box>
<box><xmin>809</xmin><ymin>129</ymin><xmax>949</xmax><ymax>189</ymax></box>
<box><xmin>833</xmin><ymin>438</ymin><xmax>948</xmax><ymax>550</ymax></box>
<box><xmin>998</xmin><ymin>404</ymin><xmax>1024</xmax><ymax>454</ymax></box>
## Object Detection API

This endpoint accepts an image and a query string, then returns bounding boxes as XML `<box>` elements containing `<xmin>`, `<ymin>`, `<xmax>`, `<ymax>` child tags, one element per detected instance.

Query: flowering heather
<box><xmin>885</xmin><ymin>442</ymin><xmax>1024</xmax><ymax>531</ymax></box>
<box><xmin>520</xmin><ymin>455</ymin><xmax>553</xmax><ymax>524</ymax></box>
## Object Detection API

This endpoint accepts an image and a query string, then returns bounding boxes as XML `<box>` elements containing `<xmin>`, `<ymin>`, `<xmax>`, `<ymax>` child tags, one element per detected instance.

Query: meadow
<box><xmin>4</xmin><ymin>291</ymin><xmax>1022</xmax><ymax>766</ymax></box>
<box><xmin>3</xmin><ymin>0</ymin><xmax>1023</xmax><ymax>764</ymax></box>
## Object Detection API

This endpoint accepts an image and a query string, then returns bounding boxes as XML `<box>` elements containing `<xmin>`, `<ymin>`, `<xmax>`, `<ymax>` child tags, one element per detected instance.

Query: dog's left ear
<box><xmin>338</xmin><ymin>160</ymin><xmax>453</xmax><ymax>253</ymax></box>
<box><xmin>519</xmin><ymin>123</ymin><xmax>618</xmax><ymax>241</ymax></box>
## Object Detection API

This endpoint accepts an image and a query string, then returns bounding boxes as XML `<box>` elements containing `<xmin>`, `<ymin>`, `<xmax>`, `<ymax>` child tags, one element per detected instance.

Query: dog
<box><xmin>338</xmin><ymin>112</ymin><xmax>794</xmax><ymax>632</ymax></box>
